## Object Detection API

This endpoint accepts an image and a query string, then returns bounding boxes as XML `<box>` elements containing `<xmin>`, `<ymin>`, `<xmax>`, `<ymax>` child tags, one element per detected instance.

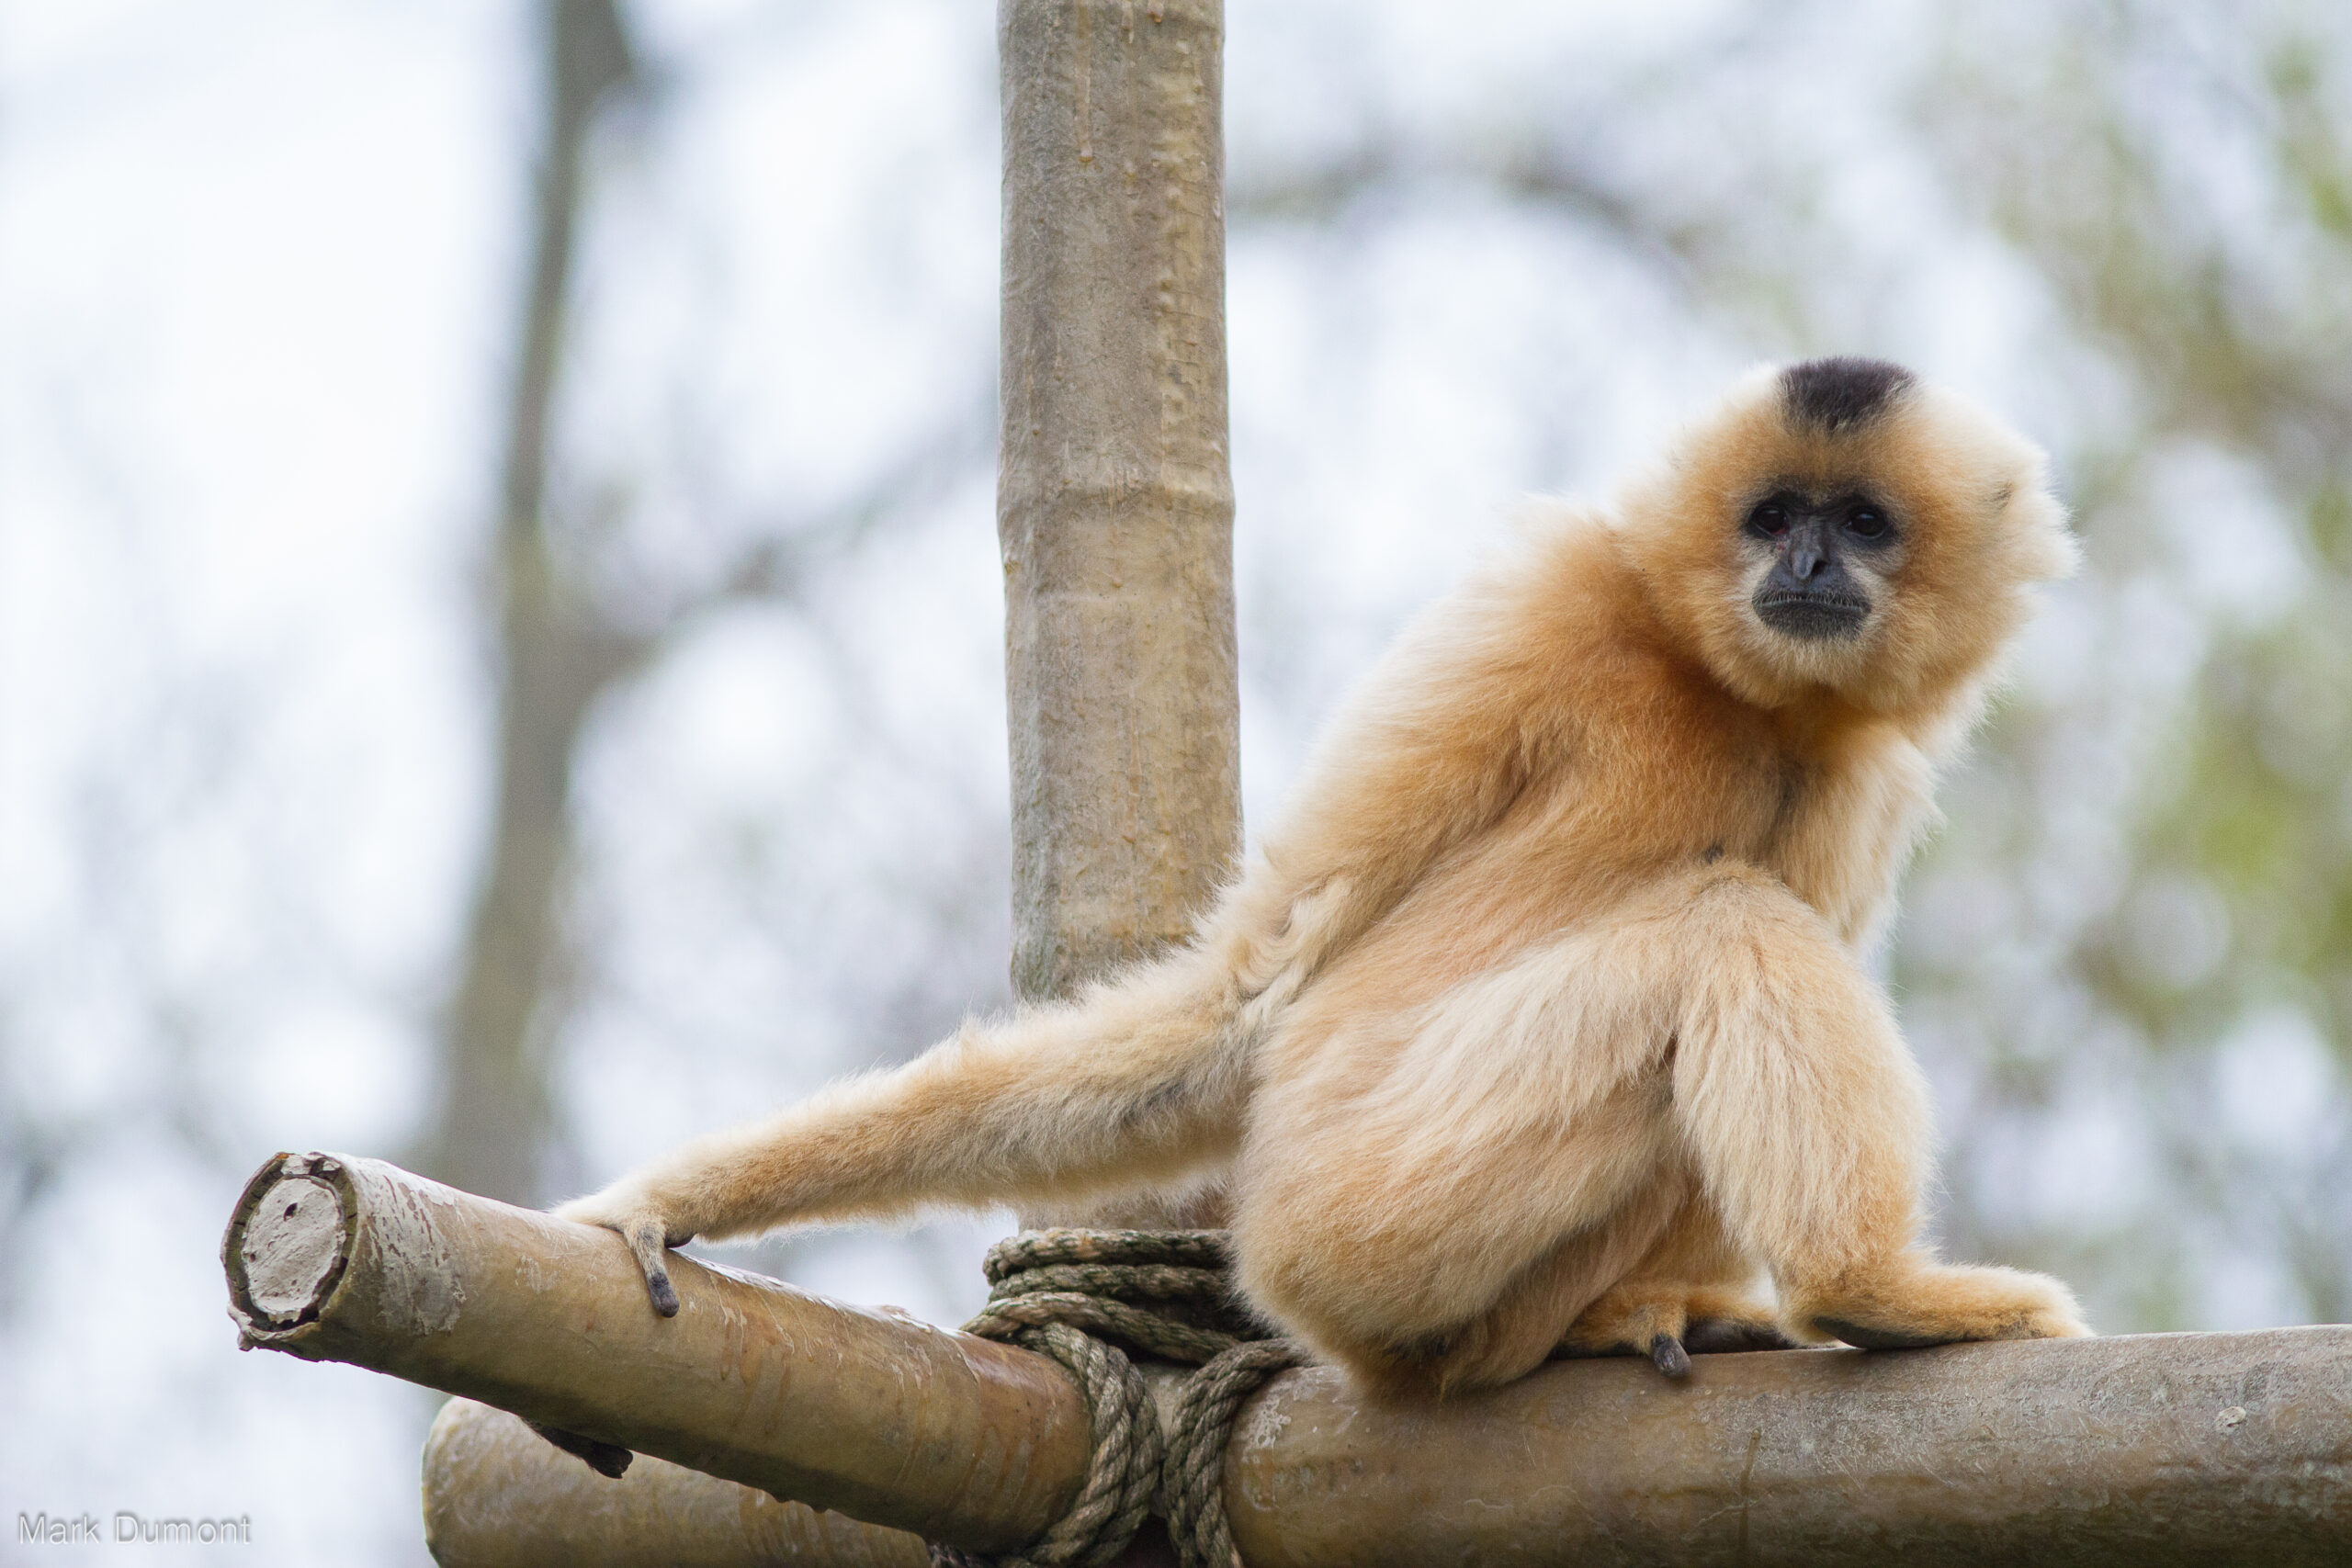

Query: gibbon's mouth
<box><xmin>1753</xmin><ymin>589</ymin><xmax>1871</xmax><ymax>641</ymax></box>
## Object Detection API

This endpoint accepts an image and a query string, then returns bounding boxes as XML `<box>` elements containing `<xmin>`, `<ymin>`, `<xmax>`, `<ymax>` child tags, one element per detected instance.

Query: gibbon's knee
<box><xmin>1241</xmin><ymin>1175</ymin><xmax>1686</xmax><ymax>1398</ymax></box>
<box><xmin>1661</xmin><ymin>868</ymin><xmax>1931</xmax><ymax>1280</ymax></box>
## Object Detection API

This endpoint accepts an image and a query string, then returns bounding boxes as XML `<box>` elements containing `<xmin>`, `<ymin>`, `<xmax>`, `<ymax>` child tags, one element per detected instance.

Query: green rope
<box><xmin>933</xmin><ymin>1230</ymin><xmax>1303</xmax><ymax>1568</ymax></box>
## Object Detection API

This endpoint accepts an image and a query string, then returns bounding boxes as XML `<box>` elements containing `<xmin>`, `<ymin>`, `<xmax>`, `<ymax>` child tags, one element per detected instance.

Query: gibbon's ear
<box><xmin>1611</xmin><ymin>359</ymin><xmax>2076</xmax><ymax>717</ymax></box>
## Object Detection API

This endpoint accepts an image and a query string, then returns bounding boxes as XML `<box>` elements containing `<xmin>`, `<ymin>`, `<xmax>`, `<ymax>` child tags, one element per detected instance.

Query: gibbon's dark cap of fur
<box><xmin>1780</xmin><ymin>356</ymin><xmax>1916</xmax><ymax>433</ymax></box>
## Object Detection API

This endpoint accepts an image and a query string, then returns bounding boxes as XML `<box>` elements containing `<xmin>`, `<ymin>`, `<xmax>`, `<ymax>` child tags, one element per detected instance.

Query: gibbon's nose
<box><xmin>1784</xmin><ymin>519</ymin><xmax>1828</xmax><ymax>581</ymax></box>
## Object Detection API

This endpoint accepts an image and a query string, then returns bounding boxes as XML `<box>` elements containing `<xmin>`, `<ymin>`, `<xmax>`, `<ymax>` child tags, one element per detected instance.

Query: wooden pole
<box><xmin>231</xmin><ymin>1150</ymin><xmax>2352</xmax><ymax>1567</ymax></box>
<box><xmin>422</xmin><ymin>1401</ymin><xmax>928</xmax><ymax>1568</ymax></box>
<box><xmin>998</xmin><ymin>0</ymin><xmax>1238</xmax><ymax>1005</ymax></box>
<box><xmin>223</xmin><ymin>1152</ymin><xmax>1088</xmax><ymax>1555</ymax></box>
<box><xmin>418</xmin><ymin>1335</ymin><xmax>2352</xmax><ymax>1568</ymax></box>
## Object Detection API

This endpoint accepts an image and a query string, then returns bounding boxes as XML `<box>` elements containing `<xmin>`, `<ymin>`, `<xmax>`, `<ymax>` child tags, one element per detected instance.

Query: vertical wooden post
<box><xmin>998</xmin><ymin>0</ymin><xmax>1238</xmax><ymax>1005</ymax></box>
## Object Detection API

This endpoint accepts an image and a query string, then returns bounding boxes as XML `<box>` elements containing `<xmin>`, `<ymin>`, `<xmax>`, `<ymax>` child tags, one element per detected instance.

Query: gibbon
<box><xmin>560</xmin><ymin>356</ymin><xmax>2090</xmax><ymax>1396</ymax></box>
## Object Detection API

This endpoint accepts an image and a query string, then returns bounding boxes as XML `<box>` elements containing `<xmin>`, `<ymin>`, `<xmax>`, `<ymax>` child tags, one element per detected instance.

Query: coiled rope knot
<box><xmin>929</xmin><ymin>1229</ymin><xmax>1305</xmax><ymax>1568</ymax></box>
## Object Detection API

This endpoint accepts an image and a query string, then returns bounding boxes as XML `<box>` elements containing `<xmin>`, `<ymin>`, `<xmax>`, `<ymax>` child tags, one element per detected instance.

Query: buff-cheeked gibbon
<box><xmin>560</xmin><ymin>356</ymin><xmax>2091</xmax><ymax>1397</ymax></box>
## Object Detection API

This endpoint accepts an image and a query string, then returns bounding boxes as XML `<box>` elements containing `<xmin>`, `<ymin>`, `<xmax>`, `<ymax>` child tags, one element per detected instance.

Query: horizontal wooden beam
<box><xmin>421</xmin><ymin>1399</ymin><xmax>929</xmax><ymax>1568</ymax></box>
<box><xmin>221</xmin><ymin>1151</ymin><xmax>1089</xmax><ymax>1553</ymax></box>
<box><xmin>228</xmin><ymin>1151</ymin><xmax>2352</xmax><ymax>1566</ymax></box>
<box><xmin>1227</xmin><ymin>1324</ymin><xmax>2352</xmax><ymax>1567</ymax></box>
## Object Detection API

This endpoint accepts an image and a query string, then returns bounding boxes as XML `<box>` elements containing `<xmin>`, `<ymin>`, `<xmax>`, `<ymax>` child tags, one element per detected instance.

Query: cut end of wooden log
<box><xmin>224</xmin><ymin>1154</ymin><xmax>355</xmax><ymax>1341</ymax></box>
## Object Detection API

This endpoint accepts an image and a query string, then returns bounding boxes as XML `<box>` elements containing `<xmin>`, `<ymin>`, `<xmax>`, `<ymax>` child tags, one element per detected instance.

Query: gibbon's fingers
<box><xmin>628</xmin><ymin>1220</ymin><xmax>681</xmax><ymax>1318</ymax></box>
<box><xmin>554</xmin><ymin>1190</ymin><xmax>684</xmax><ymax>1316</ymax></box>
<box><xmin>1795</xmin><ymin>1258</ymin><xmax>2090</xmax><ymax>1349</ymax></box>
<box><xmin>1649</xmin><ymin>1334</ymin><xmax>1691</xmax><ymax>1379</ymax></box>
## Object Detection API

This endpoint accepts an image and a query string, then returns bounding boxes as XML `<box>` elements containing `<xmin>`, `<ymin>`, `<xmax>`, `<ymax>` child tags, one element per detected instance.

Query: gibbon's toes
<box><xmin>526</xmin><ymin>1420</ymin><xmax>634</xmax><ymax>1478</ymax></box>
<box><xmin>1680</xmin><ymin>1315</ymin><xmax>1802</xmax><ymax>1355</ymax></box>
<box><xmin>1809</xmin><ymin>1317</ymin><xmax>1950</xmax><ymax>1351</ymax></box>
<box><xmin>1561</xmin><ymin>1287</ymin><xmax>1796</xmax><ymax>1378</ymax></box>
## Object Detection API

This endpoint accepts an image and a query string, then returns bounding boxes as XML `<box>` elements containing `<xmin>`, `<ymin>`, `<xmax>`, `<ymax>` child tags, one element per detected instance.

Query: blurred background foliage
<box><xmin>0</xmin><ymin>0</ymin><xmax>2346</xmax><ymax>1560</ymax></box>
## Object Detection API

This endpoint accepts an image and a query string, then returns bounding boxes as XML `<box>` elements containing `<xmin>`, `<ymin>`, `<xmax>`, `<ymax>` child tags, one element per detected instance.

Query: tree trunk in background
<box><xmin>998</xmin><ymin>0</ymin><xmax>1239</xmax><ymax>1007</ymax></box>
<box><xmin>417</xmin><ymin>0</ymin><xmax>641</xmax><ymax>1206</ymax></box>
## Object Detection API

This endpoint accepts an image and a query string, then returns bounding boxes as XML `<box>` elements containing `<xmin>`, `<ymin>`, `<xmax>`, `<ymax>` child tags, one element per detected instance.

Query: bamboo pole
<box><xmin>1225</xmin><ymin>1327</ymin><xmax>2352</xmax><ymax>1567</ymax></box>
<box><xmin>230</xmin><ymin>1149</ymin><xmax>2352</xmax><ymax>1566</ymax></box>
<box><xmin>999</xmin><ymin>0</ymin><xmax>1238</xmax><ymax>1004</ymax></box>
<box><xmin>222</xmin><ymin>1152</ymin><xmax>1089</xmax><ymax>1554</ymax></box>
<box><xmin>417</xmin><ymin>1328</ymin><xmax>2352</xmax><ymax>1566</ymax></box>
<box><xmin>421</xmin><ymin>1401</ymin><xmax>929</xmax><ymax>1568</ymax></box>
<box><xmin>419</xmin><ymin>1333</ymin><xmax>2352</xmax><ymax>1566</ymax></box>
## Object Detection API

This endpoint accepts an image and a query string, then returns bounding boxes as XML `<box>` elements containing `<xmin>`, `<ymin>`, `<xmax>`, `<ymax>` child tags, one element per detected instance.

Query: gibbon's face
<box><xmin>1619</xmin><ymin>356</ymin><xmax>2078</xmax><ymax>714</ymax></box>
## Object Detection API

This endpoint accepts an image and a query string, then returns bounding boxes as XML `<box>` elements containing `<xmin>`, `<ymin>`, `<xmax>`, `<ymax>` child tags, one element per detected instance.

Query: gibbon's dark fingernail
<box><xmin>649</xmin><ymin>1270</ymin><xmax>679</xmax><ymax>1317</ymax></box>
<box><xmin>1650</xmin><ymin>1334</ymin><xmax>1691</xmax><ymax>1379</ymax></box>
<box><xmin>526</xmin><ymin>1421</ymin><xmax>636</xmax><ymax>1479</ymax></box>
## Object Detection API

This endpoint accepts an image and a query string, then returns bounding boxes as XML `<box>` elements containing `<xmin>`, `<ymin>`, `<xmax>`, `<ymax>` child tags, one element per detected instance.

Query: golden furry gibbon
<box><xmin>560</xmin><ymin>356</ymin><xmax>2091</xmax><ymax>1396</ymax></box>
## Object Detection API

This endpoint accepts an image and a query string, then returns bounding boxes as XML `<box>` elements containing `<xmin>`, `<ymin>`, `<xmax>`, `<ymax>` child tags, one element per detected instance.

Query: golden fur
<box><xmin>560</xmin><ymin>360</ymin><xmax>2089</xmax><ymax>1395</ymax></box>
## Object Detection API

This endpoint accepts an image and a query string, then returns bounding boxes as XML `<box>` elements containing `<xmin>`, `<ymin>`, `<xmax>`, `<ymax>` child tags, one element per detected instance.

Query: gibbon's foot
<box><xmin>1679</xmin><ymin>1315</ymin><xmax>1803</xmax><ymax>1356</ymax></box>
<box><xmin>1793</xmin><ymin>1260</ymin><xmax>2090</xmax><ymax>1351</ymax></box>
<box><xmin>526</xmin><ymin>1420</ymin><xmax>634</xmax><ymax>1478</ymax></box>
<box><xmin>553</xmin><ymin>1190</ymin><xmax>689</xmax><ymax>1317</ymax></box>
<box><xmin>1557</xmin><ymin>1285</ymin><xmax>1797</xmax><ymax>1381</ymax></box>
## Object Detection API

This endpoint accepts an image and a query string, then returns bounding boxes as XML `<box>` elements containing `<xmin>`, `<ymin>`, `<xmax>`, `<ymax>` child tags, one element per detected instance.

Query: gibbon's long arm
<box><xmin>554</xmin><ymin>956</ymin><xmax>1250</xmax><ymax>1314</ymax></box>
<box><xmin>559</xmin><ymin>560</ymin><xmax>1566</xmax><ymax>1314</ymax></box>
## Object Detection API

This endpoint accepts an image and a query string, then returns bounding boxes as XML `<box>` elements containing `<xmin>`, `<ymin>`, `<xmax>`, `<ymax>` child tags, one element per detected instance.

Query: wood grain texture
<box><xmin>222</xmin><ymin>1152</ymin><xmax>1090</xmax><ymax>1553</ymax></box>
<box><xmin>999</xmin><ymin>0</ymin><xmax>1239</xmax><ymax>1004</ymax></box>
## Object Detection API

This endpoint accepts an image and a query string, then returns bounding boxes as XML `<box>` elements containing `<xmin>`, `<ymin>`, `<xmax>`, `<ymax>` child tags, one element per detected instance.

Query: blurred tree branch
<box><xmin>414</xmin><ymin>0</ymin><xmax>645</xmax><ymax>1206</ymax></box>
<box><xmin>1917</xmin><ymin>0</ymin><xmax>2352</xmax><ymax>1325</ymax></box>
<box><xmin>415</xmin><ymin>0</ymin><xmax>992</xmax><ymax>1205</ymax></box>
<box><xmin>1230</xmin><ymin>132</ymin><xmax>1708</xmax><ymax>291</ymax></box>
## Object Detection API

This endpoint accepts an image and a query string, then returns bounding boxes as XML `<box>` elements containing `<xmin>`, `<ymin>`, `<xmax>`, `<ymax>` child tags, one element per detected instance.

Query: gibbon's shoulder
<box><xmin>1414</xmin><ymin>499</ymin><xmax>1650</xmax><ymax>666</ymax></box>
<box><xmin>1312</xmin><ymin>500</ymin><xmax>1666</xmax><ymax>747</ymax></box>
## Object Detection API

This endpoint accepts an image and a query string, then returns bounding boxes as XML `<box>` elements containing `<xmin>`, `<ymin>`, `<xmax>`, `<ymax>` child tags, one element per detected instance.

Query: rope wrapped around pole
<box><xmin>934</xmin><ymin>1231</ymin><xmax>1305</xmax><ymax>1568</ymax></box>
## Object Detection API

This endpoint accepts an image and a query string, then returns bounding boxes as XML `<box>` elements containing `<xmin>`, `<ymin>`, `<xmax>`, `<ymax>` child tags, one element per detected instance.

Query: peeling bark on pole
<box><xmin>222</xmin><ymin>1153</ymin><xmax>1089</xmax><ymax>1554</ymax></box>
<box><xmin>999</xmin><ymin>0</ymin><xmax>1239</xmax><ymax>1004</ymax></box>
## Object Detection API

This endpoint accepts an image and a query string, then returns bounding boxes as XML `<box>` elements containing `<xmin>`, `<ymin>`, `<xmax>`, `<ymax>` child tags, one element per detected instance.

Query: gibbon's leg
<box><xmin>1665</xmin><ymin>866</ymin><xmax>2088</xmax><ymax>1348</ymax></box>
<box><xmin>1228</xmin><ymin>919</ymin><xmax>1704</xmax><ymax>1397</ymax></box>
<box><xmin>1556</xmin><ymin>1191</ymin><xmax>1795</xmax><ymax>1377</ymax></box>
<box><xmin>558</xmin><ymin>954</ymin><xmax>1250</xmax><ymax>1314</ymax></box>
<box><xmin>1241</xmin><ymin>1163</ymin><xmax>1690</xmax><ymax>1400</ymax></box>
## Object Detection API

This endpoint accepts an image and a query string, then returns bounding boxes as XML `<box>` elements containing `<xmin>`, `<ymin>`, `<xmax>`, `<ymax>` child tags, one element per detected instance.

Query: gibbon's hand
<box><xmin>554</xmin><ymin>1185</ymin><xmax>690</xmax><ymax>1317</ymax></box>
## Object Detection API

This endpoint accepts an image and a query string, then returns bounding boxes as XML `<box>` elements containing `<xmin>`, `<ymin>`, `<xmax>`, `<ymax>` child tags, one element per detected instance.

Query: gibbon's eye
<box><xmin>1845</xmin><ymin>504</ymin><xmax>1892</xmax><ymax>542</ymax></box>
<box><xmin>1746</xmin><ymin>499</ymin><xmax>1792</xmax><ymax>540</ymax></box>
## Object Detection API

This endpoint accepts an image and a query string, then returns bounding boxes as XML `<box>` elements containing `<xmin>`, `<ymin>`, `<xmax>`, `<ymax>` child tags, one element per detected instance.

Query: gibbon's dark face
<box><xmin>1620</xmin><ymin>354</ymin><xmax>2075</xmax><ymax>714</ymax></box>
<box><xmin>1739</xmin><ymin>356</ymin><xmax>1916</xmax><ymax>644</ymax></box>
<box><xmin>1743</xmin><ymin>487</ymin><xmax>1898</xmax><ymax>641</ymax></box>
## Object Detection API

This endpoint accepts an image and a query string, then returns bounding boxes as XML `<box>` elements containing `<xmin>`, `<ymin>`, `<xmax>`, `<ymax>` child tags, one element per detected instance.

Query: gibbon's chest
<box><xmin>1742</xmin><ymin>735</ymin><xmax>1934</xmax><ymax>943</ymax></box>
<box><xmin>1532</xmin><ymin>686</ymin><xmax>1934</xmax><ymax>947</ymax></box>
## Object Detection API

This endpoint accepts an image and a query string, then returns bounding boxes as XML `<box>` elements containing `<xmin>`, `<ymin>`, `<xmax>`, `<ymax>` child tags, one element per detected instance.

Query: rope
<box><xmin>1160</xmin><ymin>1337</ymin><xmax>1309</xmax><ymax>1568</ymax></box>
<box><xmin>932</xmin><ymin>1230</ymin><xmax>1302</xmax><ymax>1568</ymax></box>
